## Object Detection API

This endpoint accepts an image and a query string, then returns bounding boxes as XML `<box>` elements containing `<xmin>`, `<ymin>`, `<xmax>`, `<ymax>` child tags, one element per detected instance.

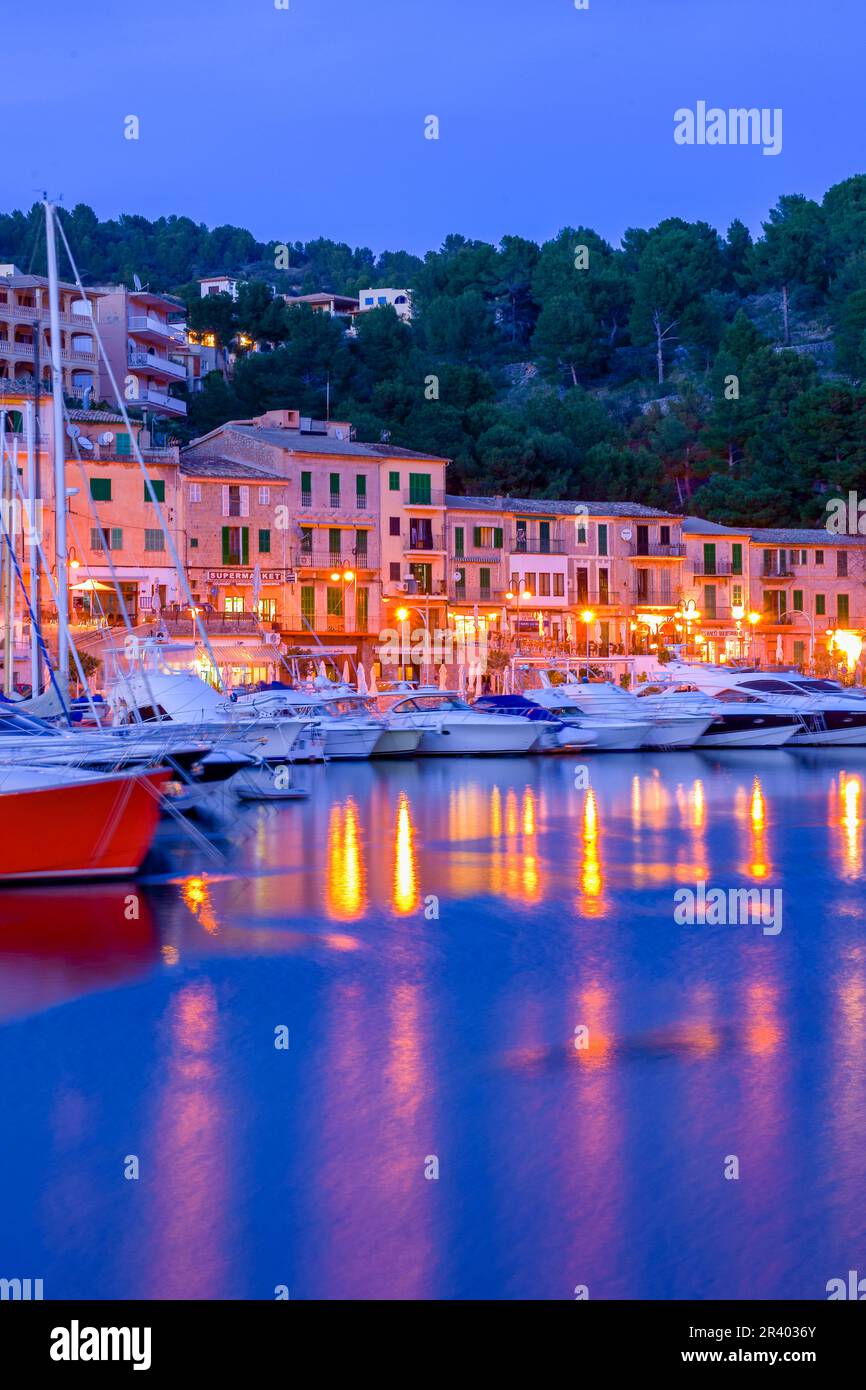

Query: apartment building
<box><xmin>95</xmin><ymin>286</ymin><xmax>188</xmax><ymax>420</ymax></box>
<box><xmin>681</xmin><ymin>517</ymin><xmax>753</xmax><ymax>662</ymax></box>
<box><xmin>180</xmin><ymin>409</ymin><xmax>449</xmax><ymax>662</ymax></box>
<box><xmin>357</xmin><ymin>288</ymin><xmax>412</xmax><ymax>321</ymax></box>
<box><xmin>746</xmin><ymin>528</ymin><xmax>864</xmax><ymax>667</ymax></box>
<box><xmin>0</xmin><ymin>265</ymin><xmax>102</xmax><ymax>397</ymax></box>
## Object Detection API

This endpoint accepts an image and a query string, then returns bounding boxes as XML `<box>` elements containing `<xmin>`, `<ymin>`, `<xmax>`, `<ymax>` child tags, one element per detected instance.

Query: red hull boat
<box><xmin>0</xmin><ymin>767</ymin><xmax>170</xmax><ymax>881</ymax></box>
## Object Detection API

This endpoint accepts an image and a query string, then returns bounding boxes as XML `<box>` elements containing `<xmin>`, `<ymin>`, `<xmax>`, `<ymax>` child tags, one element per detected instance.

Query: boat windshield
<box><xmin>714</xmin><ymin>688</ymin><xmax>765</xmax><ymax>704</ymax></box>
<box><xmin>0</xmin><ymin>707</ymin><xmax>60</xmax><ymax>736</ymax></box>
<box><xmin>392</xmin><ymin>695</ymin><xmax>471</xmax><ymax>713</ymax></box>
<box><xmin>321</xmin><ymin>697</ymin><xmax>377</xmax><ymax>718</ymax></box>
<box><xmin>791</xmin><ymin>679</ymin><xmax>845</xmax><ymax>693</ymax></box>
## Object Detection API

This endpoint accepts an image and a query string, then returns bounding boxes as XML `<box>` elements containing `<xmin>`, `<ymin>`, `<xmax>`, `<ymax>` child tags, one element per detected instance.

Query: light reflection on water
<box><xmin>1</xmin><ymin>750</ymin><xmax>866</xmax><ymax>1299</ymax></box>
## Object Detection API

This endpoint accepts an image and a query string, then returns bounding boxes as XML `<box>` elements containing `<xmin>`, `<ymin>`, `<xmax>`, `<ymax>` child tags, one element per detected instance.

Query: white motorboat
<box><xmin>236</xmin><ymin>688</ymin><xmax>388</xmax><ymax>760</ymax></box>
<box><xmin>525</xmin><ymin>678</ymin><xmax>653</xmax><ymax>751</ymax></box>
<box><xmin>635</xmin><ymin>665</ymin><xmax>800</xmax><ymax>747</ymax></box>
<box><xmin>711</xmin><ymin>669</ymin><xmax>866</xmax><ymax>746</ymax></box>
<box><xmin>371</xmin><ymin>687</ymin><xmax>539</xmax><ymax>755</ymax></box>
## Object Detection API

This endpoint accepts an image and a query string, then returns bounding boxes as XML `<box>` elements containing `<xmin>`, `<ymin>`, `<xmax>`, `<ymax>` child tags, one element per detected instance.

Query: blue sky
<box><xmin>3</xmin><ymin>0</ymin><xmax>861</xmax><ymax>254</ymax></box>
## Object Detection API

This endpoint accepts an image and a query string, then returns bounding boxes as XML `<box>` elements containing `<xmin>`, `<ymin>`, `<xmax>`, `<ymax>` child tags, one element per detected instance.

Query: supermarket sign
<box><xmin>207</xmin><ymin>569</ymin><xmax>284</xmax><ymax>584</ymax></box>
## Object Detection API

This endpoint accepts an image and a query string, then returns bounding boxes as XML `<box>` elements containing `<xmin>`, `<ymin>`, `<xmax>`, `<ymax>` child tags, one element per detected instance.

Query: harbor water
<box><xmin>1</xmin><ymin>749</ymin><xmax>865</xmax><ymax>1299</ymax></box>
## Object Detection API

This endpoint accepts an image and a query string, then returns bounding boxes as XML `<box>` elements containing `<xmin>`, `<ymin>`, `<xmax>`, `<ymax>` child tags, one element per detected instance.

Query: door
<box><xmin>703</xmin><ymin>543</ymin><xmax>716</xmax><ymax>576</ymax></box>
<box><xmin>539</xmin><ymin>521</ymin><xmax>551</xmax><ymax>554</ymax></box>
<box><xmin>636</xmin><ymin>524</ymin><xmax>649</xmax><ymax>556</ymax></box>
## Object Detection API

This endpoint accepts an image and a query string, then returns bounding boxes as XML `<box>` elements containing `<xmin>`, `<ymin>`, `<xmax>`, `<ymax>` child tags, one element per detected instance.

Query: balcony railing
<box><xmin>295</xmin><ymin>547</ymin><xmax>377</xmax><ymax>570</ymax></box>
<box><xmin>402</xmin><ymin>487</ymin><xmax>446</xmax><ymax>507</ymax></box>
<box><xmin>134</xmin><ymin>387</ymin><xmax>187</xmax><ymax>415</ymax></box>
<box><xmin>128</xmin><ymin>314</ymin><xmax>172</xmax><ymax>337</ymax></box>
<box><xmin>571</xmin><ymin>589</ymin><xmax>617</xmax><ymax>607</ymax></box>
<box><xmin>760</xmin><ymin>565</ymin><xmax>793</xmax><ymax>579</ymax></box>
<box><xmin>691</xmin><ymin>560</ymin><xmax>737</xmax><ymax>577</ymax></box>
<box><xmin>508</xmin><ymin>533</ymin><xmax>567</xmax><ymax>554</ymax></box>
<box><xmin>128</xmin><ymin>351</ymin><xmax>186</xmax><ymax>379</ymax></box>
<box><xmin>629</xmin><ymin>543</ymin><xmax>686</xmax><ymax>558</ymax></box>
<box><xmin>404</xmin><ymin>530</ymin><xmax>445</xmax><ymax>551</ymax></box>
<box><xmin>630</xmin><ymin>588</ymin><xmax>677</xmax><ymax>605</ymax></box>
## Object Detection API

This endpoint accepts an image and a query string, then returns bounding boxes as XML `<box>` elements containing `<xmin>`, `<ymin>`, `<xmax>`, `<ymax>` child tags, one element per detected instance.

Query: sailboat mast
<box><xmin>0</xmin><ymin>412</ymin><xmax>9</xmax><ymax>695</ymax></box>
<box><xmin>44</xmin><ymin>199</ymin><xmax>70</xmax><ymax>687</ymax></box>
<box><xmin>25</xmin><ymin>402</ymin><xmax>40</xmax><ymax>691</ymax></box>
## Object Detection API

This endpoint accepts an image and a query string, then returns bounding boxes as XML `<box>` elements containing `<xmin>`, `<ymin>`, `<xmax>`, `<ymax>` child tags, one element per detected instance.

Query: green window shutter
<box><xmin>389</xmin><ymin>471</ymin><xmax>400</xmax><ymax>491</ymax></box>
<box><xmin>409</xmin><ymin>473</ymin><xmax>431</xmax><ymax>504</ymax></box>
<box><xmin>473</xmin><ymin>526</ymin><xmax>482</xmax><ymax>547</ymax></box>
<box><xmin>111</xmin><ymin>528</ymin><xmax>123</xmax><ymax>550</ymax></box>
<box><xmin>454</xmin><ymin>526</ymin><xmax>464</xmax><ymax>555</ymax></box>
<box><xmin>241</xmin><ymin>527</ymin><xmax>249</xmax><ymax>565</ymax></box>
<box><xmin>838</xmin><ymin>594</ymin><xmax>850</xmax><ymax>621</ymax></box>
<box><xmin>793</xmin><ymin>590</ymin><xmax>803</xmax><ymax>611</ymax></box>
<box><xmin>479</xmin><ymin>567</ymin><xmax>491</xmax><ymax>591</ymax></box>
<box><xmin>356</xmin><ymin>475</ymin><xmax>367</xmax><ymax>501</ymax></box>
<box><xmin>816</xmin><ymin>594</ymin><xmax>826</xmax><ymax>615</ymax></box>
<box><xmin>300</xmin><ymin>586</ymin><xmax>315</xmax><ymax>622</ymax></box>
<box><xmin>222</xmin><ymin>526</ymin><xmax>231</xmax><ymax>564</ymax></box>
<box><xmin>356</xmin><ymin>529</ymin><xmax>368</xmax><ymax>557</ymax></box>
<box><xmin>703</xmin><ymin>543</ymin><xmax>716</xmax><ymax>572</ymax></box>
<box><xmin>329</xmin><ymin>472</ymin><xmax>340</xmax><ymax>497</ymax></box>
<box><xmin>258</xmin><ymin>529</ymin><xmax>271</xmax><ymax>554</ymax></box>
<box><xmin>115</xmin><ymin>432</ymin><xmax>130</xmax><ymax>456</ymax></box>
<box><xmin>731</xmin><ymin>543</ymin><xmax>742</xmax><ymax>574</ymax></box>
<box><xmin>598</xmin><ymin>524</ymin><xmax>608</xmax><ymax>556</ymax></box>
<box><xmin>493</xmin><ymin>527</ymin><xmax>503</xmax><ymax>548</ymax></box>
<box><xmin>144</xmin><ymin>479</ymin><xmax>165</xmax><ymax>503</ymax></box>
<box><xmin>90</xmin><ymin>477</ymin><xmax>111</xmax><ymax>501</ymax></box>
<box><xmin>329</xmin><ymin>528</ymin><xmax>341</xmax><ymax>556</ymax></box>
<box><xmin>356</xmin><ymin>587</ymin><xmax>369</xmax><ymax>629</ymax></box>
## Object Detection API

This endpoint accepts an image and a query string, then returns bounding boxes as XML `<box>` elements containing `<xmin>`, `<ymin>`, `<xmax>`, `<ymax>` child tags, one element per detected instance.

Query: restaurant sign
<box><xmin>207</xmin><ymin>569</ymin><xmax>284</xmax><ymax>584</ymax></box>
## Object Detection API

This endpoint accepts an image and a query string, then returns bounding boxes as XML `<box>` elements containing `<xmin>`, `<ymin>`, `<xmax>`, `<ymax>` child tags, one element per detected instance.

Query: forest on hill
<box><xmin>4</xmin><ymin>177</ymin><xmax>866</xmax><ymax>527</ymax></box>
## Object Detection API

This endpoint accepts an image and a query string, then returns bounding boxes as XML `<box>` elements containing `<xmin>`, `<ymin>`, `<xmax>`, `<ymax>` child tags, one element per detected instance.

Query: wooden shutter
<box><xmin>241</xmin><ymin>527</ymin><xmax>249</xmax><ymax>565</ymax></box>
<box><xmin>240</xmin><ymin>485</ymin><xmax>250</xmax><ymax>517</ymax></box>
<box><xmin>222</xmin><ymin>527</ymin><xmax>231</xmax><ymax>564</ymax></box>
<box><xmin>473</xmin><ymin>526</ymin><xmax>482</xmax><ymax>547</ymax></box>
<box><xmin>494</xmin><ymin>527</ymin><xmax>503</xmax><ymax>548</ymax></box>
<box><xmin>221</xmin><ymin>485</ymin><xmax>230</xmax><ymax>517</ymax></box>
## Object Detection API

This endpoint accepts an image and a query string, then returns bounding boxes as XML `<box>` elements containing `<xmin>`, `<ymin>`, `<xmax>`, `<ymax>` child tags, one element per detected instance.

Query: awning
<box><xmin>208</xmin><ymin>644</ymin><xmax>280</xmax><ymax>665</ymax></box>
<box><xmin>70</xmin><ymin>579</ymin><xmax>113</xmax><ymax>592</ymax></box>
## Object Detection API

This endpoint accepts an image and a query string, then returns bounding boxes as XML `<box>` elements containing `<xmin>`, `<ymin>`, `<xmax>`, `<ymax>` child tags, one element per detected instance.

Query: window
<box><xmin>115</xmin><ymin>433</ymin><xmax>131</xmax><ymax>457</ymax></box>
<box><xmin>355</xmin><ymin>530</ymin><xmax>369</xmax><ymax>560</ymax></box>
<box><xmin>224</xmin><ymin>596</ymin><xmax>243</xmax><ymax>614</ymax></box>
<box><xmin>389</xmin><ymin>562</ymin><xmax>401</xmax><ymax>581</ymax></box>
<box><xmin>539</xmin><ymin>521</ymin><xmax>551</xmax><ymax>554</ymax></box>
<box><xmin>523</xmin><ymin>572</ymin><xmax>536</xmax><ymax>596</ymax></box>
<box><xmin>598</xmin><ymin>568</ymin><xmax>609</xmax><ymax>604</ymax></box>
<box><xmin>732</xmin><ymin>583</ymin><xmax>743</xmax><ymax>607</ymax></box>
<box><xmin>731</xmin><ymin>543</ymin><xmax>743</xmax><ymax>575</ymax></box>
<box><xmin>144</xmin><ymin>479</ymin><xmax>165</xmax><ymax>503</ymax></box>
<box><xmin>408</xmin><ymin>473</ymin><xmax>431</xmax><ymax>504</ymax></box>
<box><xmin>389</xmin><ymin>516</ymin><xmax>400</xmax><ymax>536</ymax></box>
<box><xmin>300</xmin><ymin>471</ymin><xmax>312</xmax><ymax>506</ymax></box>
<box><xmin>299</xmin><ymin>527</ymin><xmax>313</xmax><ymax>555</ymax></box>
<box><xmin>793</xmin><ymin>590</ymin><xmax>804</xmax><ymax>612</ymax></box>
<box><xmin>144</xmin><ymin>529</ymin><xmax>165</xmax><ymax>551</ymax></box>
<box><xmin>300</xmin><ymin>586</ymin><xmax>315</xmax><ymax>624</ymax></box>
<box><xmin>190</xmin><ymin>538</ymin><xmax>199</xmax><ymax>548</ymax></box>
<box><xmin>538</xmin><ymin>572</ymin><xmax>551</xmax><ymax>597</ymax></box>
<box><xmin>838</xmin><ymin>594</ymin><xmax>850</xmax><ymax>622</ymax></box>
<box><xmin>703</xmin><ymin>543</ymin><xmax>716</xmax><ymax>575</ymax></box>
<box><xmin>356</xmin><ymin>587</ymin><xmax>369</xmax><ymax>629</ymax></box>
<box><xmin>703</xmin><ymin>584</ymin><xmax>717</xmax><ymax>619</ymax></box>
<box><xmin>793</xmin><ymin>641</ymin><xmax>805</xmax><ymax>667</ymax></box>
<box><xmin>378</xmin><ymin>296</ymin><xmax>387</xmax><ymax>305</ymax></box>
<box><xmin>328</xmin><ymin>528</ymin><xmax>342</xmax><ymax>562</ymax></box>
<box><xmin>189</xmin><ymin>483</ymin><xmax>202</xmax><ymax>503</ymax></box>
<box><xmin>389</xmin><ymin>471</ymin><xmax>400</xmax><ymax>491</ymax></box>
<box><xmin>815</xmin><ymin>594</ymin><xmax>826</xmax><ymax>616</ymax></box>
<box><xmin>326</xmin><ymin>587</ymin><xmax>344</xmax><ymax>624</ymax></box>
<box><xmin>837</xmin><ymin>550</ymin><xmax>848</xmax><ymax>577</ymax></box>
<box><xmin>660</xmin><ymin>525</ymin><xmax>671</xmax><ymax>546</ymax></box>
<box><xmin>815</xmin><ymin>549</ymin><xmax>824</xmax><ymax>565</ymax></box>
<box><xmin>454</xmin><ymin>526</ymin><xmax>464</xmax><ymax>556</ymax></box>
<box><xmin>221</xmin><ymin>526</ymin><xmax>249</xmax><ymax>565</ymax></box>
<box><xmin>410</xmin><ymin>562</ymin><xmax>433</xmax><ymax>594</ymax></box>
<box><xmin>356</xmin><ymin>475</ymin><xmax>367</xmax><ymax>507</ymax></box>
<box><xmin>493</xmin><ymin>527</ymin><xmax>503</xmax><ymax>548</ymax></box>
<box><xmin>597</xmin><ymin>523</ymin><xmax>608</xmax><ymax>556</ymax></box>
<box><xmin>577</xmin><ymin>522</ymin><xmax>587</xmax><ymax>544</ymax></box>
<box><xmin>90</xmin><ymin>477</ymin><xmax>111</xmax><ymax>501</ymax></box>
<box><xmin>329</xmin><ymin>473</ymin><xmax>340</xmax><ymax>506</ymax></box>
<box><xmin>553</xmin><ymin>573</ymin><xmax>564</xmax><ymax>597</ymax></box>
<box><xmin>258</xmin><ymin>529</ymin><xmax>271</xmax><ymax>554</ymax></box>
<box><xmin>364</xmin><ymin>297</ymin><xmax>374</xmax><ymax>306</ymax></box>
<box><xmin>258</xmin><ymin>486</ymin><xmax>270</xmax><ymax>505</ymax></box>
<box><xmin>91</xmin><ymin>526</ymin><xmax>123</xmax><ymax>551</ymax></box>
<box><xmin>479</xmin><ymin>567</ymin><xmax>491</xmax><ymax>597</ymax></box>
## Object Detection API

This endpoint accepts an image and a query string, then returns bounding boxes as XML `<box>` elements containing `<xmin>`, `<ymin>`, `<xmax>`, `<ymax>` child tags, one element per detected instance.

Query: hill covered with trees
<box><xmin>4</xmin><ymin>177</ymin><xmax>866</xmax><ymax>527</ymax></box>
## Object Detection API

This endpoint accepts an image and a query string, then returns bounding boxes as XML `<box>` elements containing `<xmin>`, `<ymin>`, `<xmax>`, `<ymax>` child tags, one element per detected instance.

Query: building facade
<box><xmin>0</xmin><ymin>266</ymin><xmax>101</xmax><ymax>397</ymax></box>
<box><xmin>95</xmin><ymin>286</ymin><xmax>187</xmax><ymax>420</ymax></box>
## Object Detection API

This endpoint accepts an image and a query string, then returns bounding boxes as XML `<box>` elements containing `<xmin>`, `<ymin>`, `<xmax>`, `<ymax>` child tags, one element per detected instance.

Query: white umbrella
<box><xmin>318</xmin><ymin>659</ymin><xmax>328</xmax><ymax>680</ymax></box>
<box><xmin>475</xmin><ymin>664</ymin><xmax>484</xmax><ymax>699</ymax></box>
<box><xmin>438</xmin><ymin>662</ymin><xmax>448</xmax><ymax>690</ymax></box>
<box><xmin>458</xmin><ymin>663</ymin><xmax>466</xmax><ymax>697</ymax></box>
<box><xmin>503</xmin><ymin>666</ymin><xmax>511</xmax><ymax>695</ymax></box>
<box><xmin>775</xmin><ymin>634</ymin><xmax>784</xmax><ymax>665</ymax></box>
<box><xmin>342</xmin><ymin>659</ymin><xmax>351</xmax><ymax>685</ymax></box>
<box><xmin>368</xmin><ymin>668</ymin><xmax>378</xmax><ymax>695</ymax></box>
<box><xmin>357</xmin><ymin>663</ymin><xmax>368</xmax><ymax>694</ymax></box>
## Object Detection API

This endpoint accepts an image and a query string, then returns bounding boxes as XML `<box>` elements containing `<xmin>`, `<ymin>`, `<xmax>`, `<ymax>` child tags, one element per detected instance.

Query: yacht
<box><xmin>370</xmin><ymin>687</ymin><xmax>540</xmax><ymax>755</ymax></box>
<box><xmin>636</xmin><ymin>664</ymin><xmax>801</xmax><ymax>747</ymax></box>
<box><xmin>700</xmin><ymin>668</ymin><xmax>866</xmax><ymax>746</ymax></box>
<box><xmin>236</xmin><ymin>687</ymin><xmax>393</xmax><ymax>760</ymax></box>
<box><xmin>472</xmin><ymin>694</ymin><xmax>597</xmax><ymax>751</ymax></box>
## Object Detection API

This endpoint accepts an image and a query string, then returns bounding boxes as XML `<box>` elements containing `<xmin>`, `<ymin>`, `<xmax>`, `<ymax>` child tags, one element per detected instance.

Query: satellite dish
<box><xmin>78</xmin><ymin>436</ymin><xmax>94</xmax><ymax>451</ymax></box>
<box><xmin>133</xmin><ymin>274</ymin><xmax>142</xmax><ymax>292</ymax></box>
<box><xmin>98</xmin><ymin>432</ymin><xmax>114</xmax><ymax>445</ymax></box>
<box><xmin>621</xmin><ymin>527</ymin><xmax>633</xmax><ymax>541</ymax></box>
<box><xmin>453</xmin><ymin>569</ymin><xmax>463</xmax><ymax>584</ymax></box>
<box><xmin>66</xmin><ymin>424</ymin><xmax>81</xmax><ymax>439</ymax></box>
<box><xmin>334</xmin><ymin>428</ymin><xmax>344</xmax><ymax>440</ymax></box>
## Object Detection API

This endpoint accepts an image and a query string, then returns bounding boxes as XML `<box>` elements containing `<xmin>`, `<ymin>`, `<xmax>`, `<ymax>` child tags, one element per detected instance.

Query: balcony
<box><xmin>128</xmin><ymin>351</ymin><xmax>186</xmax><ymax>380</ymax></box>
<box><xmin>628</xmin><ymin>543</ymin><xmax>686</xmax><ymax>559</ymax></box>
<box><xmin>571</xmin><ymin>588</ymin><xmax>618</xmax><ymax>608</ymax></box>
<box><xmin>133</xmin><ymin>387</ymin><xmax>187</xmax><ymax>416</ymax></box>
<box><xmin>295</xmin><ymin>546</ymin><xmax>378</xmax><ymax>571</ymax></box>
<box><xmin>760</xmin><ymin>563</ymin><xmax>794</xmax><ymax>580</ymax></box>
<box><xmin>692</xmin><ymin>560</ymin><xmax>738</xmax><ymax>577</ymax></box>
<box><xmin>402</xmin><ymin>487</ymin><xmax>446</xmax><ymax>508</ymax></box>
<box><xmin>404</xmin><ymin>529</ymin><xmax>445</xmax><ymax>552</ymax></box>
<box><xmin>630</xmin><ymin>588</ymin><xmax>677</xmax><ymax>606</ymax></box>
<box><xmin>128</xmin><ymin>314</ymin><xmax>172</xmax><ymax>339</ymax></box>
<box><xmin>508</xmin><ymin>532</ymin><xmax>566</xmax><ymax>555</ymax></box>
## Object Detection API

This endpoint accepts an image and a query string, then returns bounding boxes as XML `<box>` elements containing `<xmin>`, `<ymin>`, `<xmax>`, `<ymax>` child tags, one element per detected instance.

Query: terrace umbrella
<box><xmin>775</xmin><ymin>634</ymin><xmax>784</xmax><ymax>665</ymax></box>
<box><xmin>342</xmin><ymin>659</ymin><xmax>351</xmax><ymax>685</ymax></box>
<box><xmin>438</xmin><ymin>662</ymin><xmax>448</xmax><ymax>690</ymax></box>
<box><xmin>357</xmin><ymin>663</ymin><xmax>368</xmax><ymax>694</ymax></box>
<box><xmin>503</xmin><ymin>665</ymin><xmax>511</xmax><ymax>695</ymax></box>
<box><xmin>318</xmin><ymin>659</ymin><xmax>328</xmax><ymax>681</ymax></box>
<box><xmin>368</xmin><ymin>668</ymin><xmax>378</xmax><ymax>695</ymax></box>
<box><xmin>475</xmin><ymin>664</ymin><xmax>484</xmax><ymax>699</ymax></box>
<box><xmin>458</xmin><ymin>664</ymin><xmax>466</xmax><ymax>697</ymax></box>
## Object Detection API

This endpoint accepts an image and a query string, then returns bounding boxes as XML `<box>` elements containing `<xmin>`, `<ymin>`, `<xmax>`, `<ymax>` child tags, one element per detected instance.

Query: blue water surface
<box><xmin>1</xmin><ymin>750</ymin><xmax>864</xmax><ymax>1299</ymax></box>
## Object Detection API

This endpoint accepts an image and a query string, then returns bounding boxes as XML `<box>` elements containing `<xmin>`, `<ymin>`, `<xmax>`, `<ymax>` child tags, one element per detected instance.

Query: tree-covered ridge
<box><xmin>4</xmin><ymin>176</ymin><xmax>866</xmax><ymax>527</ymax></box>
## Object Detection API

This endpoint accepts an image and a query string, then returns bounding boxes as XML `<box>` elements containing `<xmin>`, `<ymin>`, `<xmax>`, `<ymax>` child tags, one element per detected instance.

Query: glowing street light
<box><xmin>581</xmin><ymin>607</ymin><xmax>595</xmax><ymax>679</ymax></box>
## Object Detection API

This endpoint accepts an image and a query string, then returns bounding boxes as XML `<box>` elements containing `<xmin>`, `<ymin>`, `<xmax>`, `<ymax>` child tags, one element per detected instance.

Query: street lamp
<box><xmin>747</xmin><ymin>610</ymin><xmax>760</xmax><ymax>662</ymax></box>
<box><xmin>393</xmin><ymin>600</ymin><xmax>430</xmax><ymax>682</ymax></box>
<box><xmin>580</xmin><ymin>608</ymin><xmax>595</xmax><ymax>680</ymax></box>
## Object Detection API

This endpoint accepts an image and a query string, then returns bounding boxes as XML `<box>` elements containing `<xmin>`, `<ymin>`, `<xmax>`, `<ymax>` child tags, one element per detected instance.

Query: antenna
<box><xmin>133</xmin><ymin>273</ymin><xmax>142</xmax><ymax>292</ymax></box>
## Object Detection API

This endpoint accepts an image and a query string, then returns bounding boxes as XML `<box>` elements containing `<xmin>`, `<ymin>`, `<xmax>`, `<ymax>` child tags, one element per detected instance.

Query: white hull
<box><xmin>697</xmin><ymin>724</ymin><xmax>796</xmax><ymax>748</ymax></box>
<box><xmin>416</xmin><ymin>722</ymin><xmax>538</xmax><ymax>756</ymax></box>
<box><xmin>322</xmin><ymin>725</ymin><xmax>382</xmax><ymax>760</ymax></box>
<box><xmin>788</xmin><ymin>724</ymin><xmax>866</xmax><ymax>746</ymax></box>
<box><xmin>372</xmin><ymin>728</ymin><xmax>424</xmax><ymax>756</ymax></box>
<box><xmin>642</xmin><ymin>715</ymin><xmax>715</xmax><ymax>750</ymax></box>
<box><xmin>584</xmin><ymin>720</ymin><xmax>652</xmax><ymax>751</ymax></box>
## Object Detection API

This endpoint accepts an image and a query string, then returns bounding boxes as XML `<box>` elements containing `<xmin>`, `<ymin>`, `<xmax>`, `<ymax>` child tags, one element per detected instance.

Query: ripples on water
<box><xmin>1</xmin><ymin>751</ymin><xmax>865</xmax><ymax>1299</ymax></box>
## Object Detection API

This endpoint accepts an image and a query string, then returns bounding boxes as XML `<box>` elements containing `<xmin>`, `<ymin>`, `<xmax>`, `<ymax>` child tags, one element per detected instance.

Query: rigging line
<box><xmin>0</xmin><ymin>484</ymin><xmax>68</xmax><ymax>718</ymax></box>
<box><xmin>4</xmin><ymin>439</ymin><xmax>101</xmax><ymax>723</ymax></box>
<box><xmin>54</xmin><ymin>216</ymin><xmax>227</xmax><ymax>693</ymax></box>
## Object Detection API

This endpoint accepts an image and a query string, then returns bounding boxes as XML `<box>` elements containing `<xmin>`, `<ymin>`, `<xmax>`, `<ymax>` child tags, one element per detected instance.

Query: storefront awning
<box><xmin>209</xmin><ymin>644</ymin><xmax>281</xmax><ymax>665</ymax></box>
